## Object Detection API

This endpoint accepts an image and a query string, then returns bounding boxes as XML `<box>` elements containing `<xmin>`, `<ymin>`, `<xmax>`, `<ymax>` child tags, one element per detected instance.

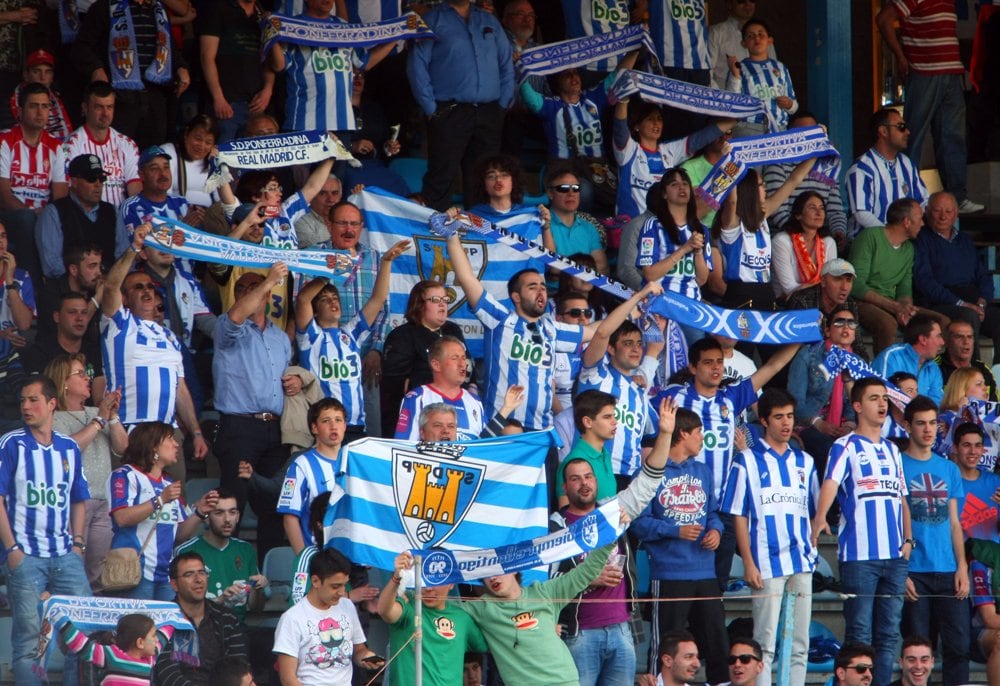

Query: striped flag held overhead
<box><xmin>323</xmin><ymin>431</ymin><xmax>553</xmax><ymax>581</ymax></box>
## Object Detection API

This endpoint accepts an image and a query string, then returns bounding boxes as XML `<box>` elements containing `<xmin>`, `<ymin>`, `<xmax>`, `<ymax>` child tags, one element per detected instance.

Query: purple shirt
<box><xmin>563</xmin><ymin>510</ymin><xmax>629</xmax><ymax>629</ymax></box>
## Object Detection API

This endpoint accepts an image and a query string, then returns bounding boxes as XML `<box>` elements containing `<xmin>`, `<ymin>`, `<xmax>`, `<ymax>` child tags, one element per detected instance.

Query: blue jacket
<box><xmin>632</xmin><ymin>458</ymin><xmax>722</xmax><ymax>581</ymax></box>
<box><xmin>406</xmin><ymin>4</ymin><xmax>514</xmax><ymax>116</ymax></box>
<box><xmin>913</xmin><ymin>226</ymin><xmax>992</xmax><ymax>306</ymax></box>
<box><xmin>788</xmin><ymin>342</ymin><xmax>855</xmax><ymax>425</ymax></box>
<box><xmin>872</xmin><ymin>343</ymin><xmax>944</xmax><ymax>406</ymax></box>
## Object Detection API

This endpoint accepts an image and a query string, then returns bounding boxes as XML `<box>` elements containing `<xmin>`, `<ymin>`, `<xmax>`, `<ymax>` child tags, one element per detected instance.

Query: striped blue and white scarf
<box><xmin>609</xmin><ymin>69</ymin><xmax>767</xmax><ymax>121</ymax></box>
<box><xmin>35</xmin><ymin>595</ymin><xmax>194</xmax><ymax>675</ymax></box>
<box><xmin>205</xmin><ymin>130</ymin><xmax>358</xmax><ymax>194</ymax></box>
<box><xmin>516</xmin><ymin>25</ymin><xmax>654</xmax><ymax>82</ymax></box>
<box><xmin>696</xmin><ymin>126</ymin><xmax>840</xmax><ymax>210</ymax></box>
<box><xmin>820</xmin><ymin>345</ymin><xmax>912</xmax><ymax>410</ymax></box>
<box><xmin>260</xmin><ymin>11</ymin><xmax>433</xmax><ymax>60</ymax></box>
<box><xmin>147</xmin><ymin>216</ymin><xmax>356</xmax><ymax>283</ymax></box>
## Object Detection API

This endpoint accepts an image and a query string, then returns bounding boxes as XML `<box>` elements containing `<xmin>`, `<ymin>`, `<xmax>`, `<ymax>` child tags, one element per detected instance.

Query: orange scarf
<box><xmin>791</xmin><ymin>232</ymin><xmax>825</xmax><ymax>287</ymax></box>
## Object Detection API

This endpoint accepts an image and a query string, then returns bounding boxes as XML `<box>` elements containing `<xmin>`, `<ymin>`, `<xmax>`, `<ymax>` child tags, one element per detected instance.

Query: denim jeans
<box><xmin>902</xmin><ymin>571</ymin><xmax>970</xmax><ymax>685</ymax></box>
<box><xmin>564</xmin><ymin>622</ymin><xmax>636</xmax><ymax>686</ymax></box>
<box><xmin>216</xmin><ymin>101</ymin><xmax>250</xmax><ymax>144</ymax></box>
<box><xmin>8</xmin><ymin>552</ymin><xmax>91</xmax><ymax>685</ymax></box>
<box><xmin>840</xmin><ymin>557</ymin><xmax>909</xmax><ymax>686</ymax></box>
<box><xmin>122</xmin><ymin>576</ymin><xmax>176</xmax><ymax>602</ymax></box>
<box><xmin>903</xmin><ymin>72</ymin><xmax>968</xmax><ymax>201</ymax></box>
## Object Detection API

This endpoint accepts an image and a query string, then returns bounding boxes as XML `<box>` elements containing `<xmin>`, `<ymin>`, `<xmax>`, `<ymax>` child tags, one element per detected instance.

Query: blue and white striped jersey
<box><xmin>614</xmin><ymin>130</ymin><xmax>693</xmax><ymax>218</ymax></box>
<box><xmin>825</xmin><ymin>433</ymin><xmax>908</xmax><ymax>562</ymax></box>
<box><xmin>646</xmin><ymin>0</ymin><xmax>710</xmax><ymax>70</ymax></box>
<box><xmin>276</xmin><ymin>448</ymin><xmax>343</xmax><ymax>548</ymax></box>
<box><xmin>719</xmin><ymin>221</ymin><xmax>772</xmax><ymax>283</ymax></box>
<box><xmin>282</xmin><ymin>15</ymin><xmax>365</xmax><ymax>132</ymax></box>
<box><xmin>343</xmin><ymin>0</ymin><xmax>401</xmax><ymax>22</ymax></box>
<box><xmin>658</xmin><ymin>378</ymin><xmax>757</xmax><ymax>500</ymax></box>
<box><xmin>120</xmin><ymin>194</ymin><xmax>189</xmax><ymax>238</ymax></box>
<box><xmin>578</xmin><ymin>358</ymin><xmax>657</xmax><ymax>477</ymax></box>
<box><xmin>297</xmin><ymin>317</ymin><xmax>371</xmax><ymax>426</ymax></box>
<box><xmin>846</xmin><ymin>149</ymin><xmax>928</xmax><ymax>239</ymax></box>
<box><xmin>101</xmin><ymin>307</ymin><xmax>184</xmax><ymax>425</ymax></box>
<box><xmin>108</xmin><ymin>465</ymin><xmax>188</xmax><ymax>582</ymax></box>
<box><xmin>721</xmin><ymin>440</ymin><xmax>819</xmax><ymax>579</ymax></box>
<box><xmin>472</xmin><ymin>292</ymin><xmax>583</xmax><ymax>431</ymax></box>
<box><xmin>395</xmin><ymin>384</ymin><xmax>484</xmax><ymax>441</ymax></box>
<box><xmin>560</xmin><ymin>0</ymin><xmax>631</xmax><ymax>72</ymax></box>
<box><xmin>636</xmin><ymin>217</ymin><xmax>702</xmax><ymax>299</ymax></box>
<box><xmin>728</xmin><ymin>58</ymin><xmax>797</xmax><ymax>130</ymax></box>
<box><xmin>529</xmin><ymin>82</ymin><xmax>610</xmax><ymax>158</ymax></box>
<box><xmin>0</xmin><ymin>428</ymin><xmax>90</xmax><ymax>557</ymax></box>
<box><xmin>262</xmin><ymin>191</ymin><xmax>310</xmax><ymax>250</ymax></box>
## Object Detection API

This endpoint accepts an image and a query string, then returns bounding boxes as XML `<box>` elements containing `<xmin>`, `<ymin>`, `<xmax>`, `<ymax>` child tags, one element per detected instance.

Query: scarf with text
<box><xmin>609</xmin><ymin>69</ymin><xmax>767</xmax><ymax>121</ymax></box>
<box><xmin>260</xmin><ymin>11</ymin><xmax>433</xmax><ymax>61</ymax></box>
<box><xmin>108</xmin><ymin>0</ymin><xmax>172</xmax><ymax>90</ymax></box>
<box><xmin>205</xmin><ymin>130</ymin><xmax>359</xmax><ymax>194</ymax></box>
<box><xmin>819</xmin><ymin>345</ymin><xmax>912</xmax><ymax>410</ymax></box>
<box><xmin>696</xmin><ymin>126</ymin><xmax>840</xmax><ymax>210</ymax></box>
<box><xmin>516</xmin><ymin>25</ymin><xmax>654</xmax><ymax>82</ymax></box>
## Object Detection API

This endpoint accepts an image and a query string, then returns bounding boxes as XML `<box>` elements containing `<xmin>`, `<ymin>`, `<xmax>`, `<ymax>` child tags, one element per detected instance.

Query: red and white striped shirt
<box><xmin>61</xmin><ymin>125</ymin><xmax>139</xmax><ymax>208</ymax></box>
<box><xmin>891</xmin><ymin>0</ymin><xmax>964</xmax><ymax>75</ymax></box>
<box><xmin>0</xmin><ymin>126</ymin><xmax>66</xmax><ymax>208</ymax></box>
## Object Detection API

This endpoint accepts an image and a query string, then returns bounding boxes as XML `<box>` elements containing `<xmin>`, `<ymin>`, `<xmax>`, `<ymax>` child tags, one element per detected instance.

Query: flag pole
<box><xmin>414</xmin><ymin>554</ymin><xmax>423</xmax><ymax>686</ymax></box>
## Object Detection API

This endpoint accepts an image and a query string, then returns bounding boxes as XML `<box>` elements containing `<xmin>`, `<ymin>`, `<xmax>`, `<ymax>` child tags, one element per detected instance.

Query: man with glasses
<box><xmin>543</xmin><ymin>168</ymin><xmax>608</xmax><ymax>273</ymax></box>
<box><xmin>834</xmin><ymin>643</ymin><xmax>877</xmax><ymax>686</ymax></box>
<box><xmin>846</xmin><ymin>108</ymin><xmax>928</xmax><ymax>241</ymax></box>
<box><xmin>154</xmin><ymin>551</ymin><xmax>248</xmax><ymax>685</ymax></box>
<box><xmin>722</xmin><ymin>638</ymin><xmax>765</xmax><ymax>686</ymax></box>
<box><xmin>395</xmin><ymin>336</ymin><xmax>483</xmax><ymax>440</ymax></box>
<box><xmin>553</xmin><ymin>292</ymin><xmax>593</xmax><ymax>413</ymax></box>
<box><xmin>295</xmin><ymin>174</ymin><xmax>342</xmax><ymax>249</ymax></box>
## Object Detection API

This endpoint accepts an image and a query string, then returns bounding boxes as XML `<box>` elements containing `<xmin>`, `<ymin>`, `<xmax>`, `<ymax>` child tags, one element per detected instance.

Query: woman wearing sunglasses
<box><xmin>380</xmin><ymin>280</ymin><xmax>472</xmax><ymax>437</ymax></box>
<box><xmin>787</xmin><ymin>305</ymin><xmax>859</xmax><ymax>474</ymax></box>
<box><xmin>45</xmin><ymin>353</ymin><xmax>128</xmax><ymax>590</ymax></box>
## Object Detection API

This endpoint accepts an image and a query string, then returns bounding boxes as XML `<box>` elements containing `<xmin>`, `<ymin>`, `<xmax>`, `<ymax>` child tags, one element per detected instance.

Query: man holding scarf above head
<box><xmin>73</xmin><ymin>0</ymin><xmax>191</xmax><ymax>151</ymax></box>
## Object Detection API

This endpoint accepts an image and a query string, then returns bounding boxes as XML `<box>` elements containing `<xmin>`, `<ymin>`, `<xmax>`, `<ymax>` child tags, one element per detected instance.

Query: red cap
<box><xmin>26</xmin><ymin>50</ymin><xmax>55</xmax><ymax>68</ymax></box>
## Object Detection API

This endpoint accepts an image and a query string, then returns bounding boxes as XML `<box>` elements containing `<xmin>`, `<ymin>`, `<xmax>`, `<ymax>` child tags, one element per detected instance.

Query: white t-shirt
<box><xmin>273</xmin><ymin>596</ymin><xmax>366</xmax><ymax>686</ymax></box>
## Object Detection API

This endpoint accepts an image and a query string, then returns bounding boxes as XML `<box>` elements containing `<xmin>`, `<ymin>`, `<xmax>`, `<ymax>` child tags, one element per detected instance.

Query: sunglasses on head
<box><xmin>525</xmin><ymin>321</ymin><xmax>543</xmax><ymax>344</ymax></box>
<box><xmin>728</xmin><ymin>654</ymin><xmax>760</xmax><ymax>665</ymax></box>
<box><xmin>548</xmin><ymin>183</ymin><xmax>581</xmax><ymax>193</ymax></box>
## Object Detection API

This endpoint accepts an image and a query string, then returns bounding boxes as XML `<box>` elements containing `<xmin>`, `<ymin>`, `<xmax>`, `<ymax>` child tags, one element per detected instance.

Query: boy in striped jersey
<box><xmin>725</xmin><ymin>18</ymin><xmax>797</xmax><ymax>133</ymax></box>
<box><xmin>294</xmin><ymin>238</ymin><xmax>410</xmax><ymax>443</ymax></box>
<box><xmin>721</xmin><ymin>388</ymin><xmax>818</xmax><ymax>686</ymax></box>
<box><xmin>0</xmin><ymin>374</ymin><xmax>91</xmax><ymax>686</ymax></box>
<box><xmin>812</xmin><ymin>377</ymin><xmax>914</xmax><ymax>686</ymax></box>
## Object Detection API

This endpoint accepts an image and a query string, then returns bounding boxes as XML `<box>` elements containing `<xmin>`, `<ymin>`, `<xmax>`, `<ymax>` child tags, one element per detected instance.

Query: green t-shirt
<box><xmin>680</xmin><ymin>154</ymin><xmax>717</xmax><ymax>227</ymax></box>
<box><xmin>388</xmin><ymin>596</ymin><xmax>487</xmax><ymax>686</ymax></box>
<box><xmin>175</xmin><ymin>535</ymin><xmax>259</xmax><ymax>622</ymax></box>
<box><xmin>849</xmin><ymin>226</ymin><xmax>914</xmax><ymax>301</ymax></box>
<box><xmin>556</xmin><ymin>439</ymin><xmax>617</xmax><ymax>502</ymax></box>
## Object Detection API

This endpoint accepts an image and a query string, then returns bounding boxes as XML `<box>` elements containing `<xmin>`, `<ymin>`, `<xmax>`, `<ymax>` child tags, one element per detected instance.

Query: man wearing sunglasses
<box><xmin>846</xmin><ymin>109</ymin><xmax>928</xmax><ymax>242</ymax></box>
<box><xmin>721</xmin><ymin>638</ymin><xmax>764</xmax><ymax>686</ymax></box>
<box><xmin>835</xmin><ymin>642</ymin><xmax>877</xmax><ymax>686</ymax></box>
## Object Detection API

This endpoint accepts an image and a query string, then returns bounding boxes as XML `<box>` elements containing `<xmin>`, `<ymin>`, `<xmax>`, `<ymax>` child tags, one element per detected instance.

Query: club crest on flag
<box><xmin>393</xmin><ymin>446</ymin><xmax>485</xmax><ymax>548</ymax></box>
<box><xmin>414</xmin><ymin>235</ymin><xmax>487</xmax><ymax>314</ymax></box>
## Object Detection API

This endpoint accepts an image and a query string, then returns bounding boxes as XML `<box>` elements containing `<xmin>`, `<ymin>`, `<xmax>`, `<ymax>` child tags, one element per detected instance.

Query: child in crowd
<box><xmin>56</xmin><ymin>612</ymin><xmax>174</xmax><ymax>686</ymax></box>
<box><xmin>726</xmin><ymin>17</ymin><xmax>798</xmax><ymax>135</ymax></box>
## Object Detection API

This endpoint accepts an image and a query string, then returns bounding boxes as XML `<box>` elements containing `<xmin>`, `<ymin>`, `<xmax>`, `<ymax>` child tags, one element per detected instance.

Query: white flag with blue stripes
<box><xmin>323</xmin><ymin>431</ymin><xmax>553</xmax><ymax>580</ymax></box>
<box><xmin>356</xmin><ymin>188</ymin><xmax>543</xmax><ymax>358</ymax></box>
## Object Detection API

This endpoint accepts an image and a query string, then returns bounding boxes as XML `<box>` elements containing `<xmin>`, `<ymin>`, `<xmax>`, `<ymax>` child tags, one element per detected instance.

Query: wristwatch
<box><xmin>903</xmin><ymin>538</ymin><xmax>917</xmax><ymax>550</ymax></box>
<box><xmin>73</xmin><ymin>540</ymin><xmax>87</xmax><ymax>553</ymax></box>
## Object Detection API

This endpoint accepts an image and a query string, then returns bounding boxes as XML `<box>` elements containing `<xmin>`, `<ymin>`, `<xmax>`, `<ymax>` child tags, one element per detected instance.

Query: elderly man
<box><xmin>846</xmin><ymin>109</ymin><xmax>928</xmax><ymax>241</ymax></box>
<box><xmin>936</xmin><ymin>319</ymin><xmax>998</xmax><ymax>401</ymax></box>
<box><xmin>294</xmin><ymin>174</ymin><xmax>341</xmax><ymax>249</ymax></box>
<box><xmin>915</xmin><ymin>191</ymin><xmax>1000</xmax><ymax>363</ymax></box>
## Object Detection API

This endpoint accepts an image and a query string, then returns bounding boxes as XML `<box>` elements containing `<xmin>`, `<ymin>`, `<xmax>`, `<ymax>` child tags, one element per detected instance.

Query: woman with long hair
<box><xmin>161</xmin><ymin>113</ymin><xmax>221</xmax><ymax>208</ymax></box>
<box><xmin>771</xmin><ymin>191</ymin><xmax>838</xmax><ymax>300</ymax></box>
<box><xmin>107</xmin><ymin>422</ymin><xmax>218</xmax><ymax>600</ymax></box>
<box><xmin>46</xmin><ymin>353</ymin><xmax>128</xmax><ymax>591</ymax></box>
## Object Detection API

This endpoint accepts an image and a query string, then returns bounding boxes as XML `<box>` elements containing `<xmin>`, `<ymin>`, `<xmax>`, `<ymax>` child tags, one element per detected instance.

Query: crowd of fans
<box><xmin>0</xmin><ymin>0</ymin><xmax>997</xmax><ymax>686</ymax></box>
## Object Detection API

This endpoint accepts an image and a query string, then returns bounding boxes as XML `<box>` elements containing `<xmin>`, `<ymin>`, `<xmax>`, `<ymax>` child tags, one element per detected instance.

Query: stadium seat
<box><xmin>262</xmin><ymin>545</ymin><xmax>296</xmax><ymax>609</ymax></box>
<box><xmin>387</xmin><ymin>157</ymin><xmax>427</xmax><ymax>196</ymax></box>
<box><xmin>806</xmin><ymin>620</ymin><xmax>841</xmax><ymax>673</ymax></box>
<box><xmin>185</xmin><ymin>477</ymin><xmax>219</xmax><ymax>505</ymax></box>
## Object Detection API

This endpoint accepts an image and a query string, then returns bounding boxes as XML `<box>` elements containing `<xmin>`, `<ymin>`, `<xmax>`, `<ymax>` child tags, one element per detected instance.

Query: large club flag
<box><xmin>355</xmin><ymin>188</ymin><xmax>543</xmax><ymax>358</ymax></box>
<box><xmin>323</xmin><ymin>431</ymin><xmax>554</xmax><ymax>580</ymax></box>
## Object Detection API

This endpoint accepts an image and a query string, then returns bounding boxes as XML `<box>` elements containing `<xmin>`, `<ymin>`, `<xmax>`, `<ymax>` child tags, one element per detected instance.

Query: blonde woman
<box><xmin>937</xmin><ymin>366</ymin><xmax>999</xmax><ymax>470</ymax></box>
<box><xmin>45</xmin><ymin>353</ymin><xmax>128</xmax><ymax>589</ymax></box>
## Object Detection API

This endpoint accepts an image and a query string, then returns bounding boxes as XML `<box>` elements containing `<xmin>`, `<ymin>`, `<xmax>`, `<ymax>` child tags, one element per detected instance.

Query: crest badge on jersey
<box><xmin>414</xmin><ymin>235</ymin><xmax>487</xmax><ymax>314</ymax></box>
<box><xmin>392</xmin><ymin>445</ymin><xmax>485</xmax><ymax>549</ymax></box>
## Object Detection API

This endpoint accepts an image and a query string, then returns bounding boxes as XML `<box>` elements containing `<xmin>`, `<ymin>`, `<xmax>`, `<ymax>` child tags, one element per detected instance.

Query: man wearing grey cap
<box><xmin>36</xmin><ymin>153</ymin><xmax>129</xmax><ymax>279</ymax></box>
<box><xmin>786</xmin><ymin>258</ymin><xmax>868</xmax><ymax>360</ymax></box>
